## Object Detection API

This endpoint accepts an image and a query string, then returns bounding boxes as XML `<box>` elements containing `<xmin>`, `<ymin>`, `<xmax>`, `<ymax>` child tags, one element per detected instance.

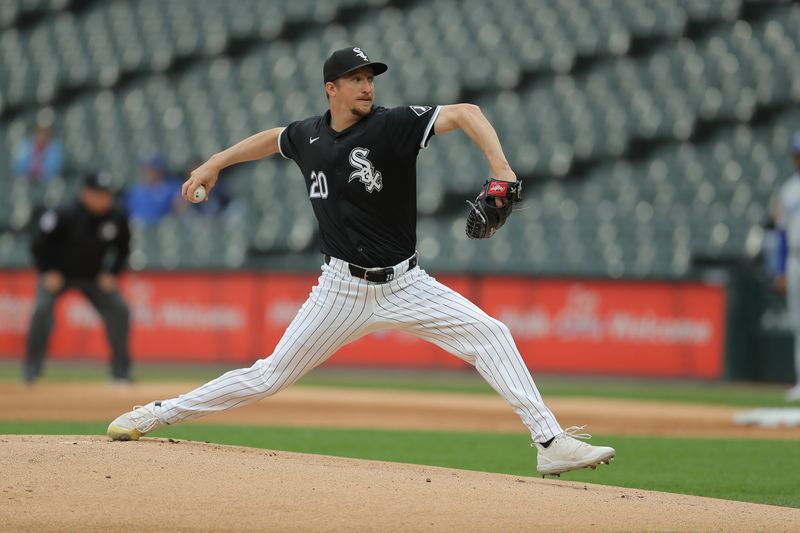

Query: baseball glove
<box><xmin>465</xmin><ymin>179</ymin><xmax>522</xmax><ymax>239</ymax></box>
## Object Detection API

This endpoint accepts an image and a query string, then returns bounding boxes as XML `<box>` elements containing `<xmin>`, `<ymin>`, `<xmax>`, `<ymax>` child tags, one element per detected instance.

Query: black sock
<box><xmin>540</xmin><ymin>436</ymin><xmax>555</xmax><ymax>448</ymax></box>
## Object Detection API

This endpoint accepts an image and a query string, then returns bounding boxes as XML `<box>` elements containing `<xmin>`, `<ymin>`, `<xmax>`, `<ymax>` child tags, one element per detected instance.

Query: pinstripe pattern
<box><xmin>159</xmin><ymin>262</ymin><xmax>374</xmax><ymax>424</ymax></box>
<box><xmin>157</xmin><ymin>258</ymin><xmax>561</xmax><ymax>442</ymax></box>
<box><xmin>374</xmin><ymin>268</ymin><xmax>561</xmax><ymax>441</ymax></box>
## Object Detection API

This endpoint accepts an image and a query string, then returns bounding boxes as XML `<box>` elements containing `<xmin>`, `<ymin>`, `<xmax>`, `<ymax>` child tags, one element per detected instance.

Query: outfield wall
<box><xmin>0</xmin><ymin>269</ymin><xmax>726</xmax><ymax>378</ymax></box>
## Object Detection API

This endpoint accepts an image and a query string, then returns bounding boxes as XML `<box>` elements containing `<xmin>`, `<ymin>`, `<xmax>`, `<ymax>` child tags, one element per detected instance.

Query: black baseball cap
<box><xmin>323</xmin><ymin>46</ymin><xmax>388</xmax><ymax>83</ymax></box>
<box><xmin>83</xmin><ymin>171</ymin><xmax>115</xmax><ymax>193</ymax></box>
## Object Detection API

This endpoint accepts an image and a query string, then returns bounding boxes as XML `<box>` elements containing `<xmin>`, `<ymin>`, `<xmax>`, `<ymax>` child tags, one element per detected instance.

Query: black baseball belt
<box><xmin>324</xmin><ymin>253</ymin><xmax>418</xmax><ymax>284</ymax></box>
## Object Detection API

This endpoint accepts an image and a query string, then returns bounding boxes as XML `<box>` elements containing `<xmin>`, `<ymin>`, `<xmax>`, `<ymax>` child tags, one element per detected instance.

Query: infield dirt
<box><xmin>3</xmin><ymin>434</ymin><xmax>799</xmax><ymax>532</ymax></box>
<box><xmin>2</xmin><ymin>381</ymin><xmax>800</xmax><ymax>532</ymax></box>
<box><xmin>1</xmin><ymin>381</ymin><xmax>798</xmax><ymax>439</ymax></box>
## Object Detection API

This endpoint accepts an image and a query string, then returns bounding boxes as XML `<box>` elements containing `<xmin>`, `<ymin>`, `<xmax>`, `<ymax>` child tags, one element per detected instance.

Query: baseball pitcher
<box><xmin>108</xmin><ymin>47</ymin><xmax>615</xmax><ymax>476</ymax></box>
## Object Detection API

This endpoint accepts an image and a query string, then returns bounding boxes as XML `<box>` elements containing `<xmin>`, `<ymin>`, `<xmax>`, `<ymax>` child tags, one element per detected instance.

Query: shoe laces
<box><xmin>130</xmin><ymin>404</ymin><xmax>161</xmax><ymax>433</ymax></box>
<box><xmin>532</xmin><ymin>425</ymin><xmax>592</xmax><ymax>449</ymax></box>
<box><xmin>562</xmin><ymin>425</ymin><xmax>592</xmax><ymax>440</ymax></box>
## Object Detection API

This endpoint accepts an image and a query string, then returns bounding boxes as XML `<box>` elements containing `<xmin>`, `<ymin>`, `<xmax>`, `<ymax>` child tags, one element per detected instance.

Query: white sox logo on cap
<box><xmin>323</xmin><ymin>46</ymin><xmax>387</xmax><ymax>82</ymax></box>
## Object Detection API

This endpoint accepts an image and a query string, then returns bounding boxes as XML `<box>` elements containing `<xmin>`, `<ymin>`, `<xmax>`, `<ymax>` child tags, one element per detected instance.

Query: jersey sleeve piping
<box><xmin>277</xmin><ymin>127</ymin><xmax>290</xmax><ymax>159</ymax></box>
<box><xmin>420</xmin><ymin>105</ymin><xmax>442</xmax><ymax>150</ymax></box>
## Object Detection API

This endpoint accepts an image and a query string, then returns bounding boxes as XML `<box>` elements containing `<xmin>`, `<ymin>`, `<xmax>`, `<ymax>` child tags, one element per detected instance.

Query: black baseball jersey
<box><xmin>31</xmin><ymin>198</ymin><xmax>131</xmax><ymax>278</ymax></box>
<box><xmin>279</xmin><ymin>104</ymin><xmax>441</xmax><ymax>268</ymax></box>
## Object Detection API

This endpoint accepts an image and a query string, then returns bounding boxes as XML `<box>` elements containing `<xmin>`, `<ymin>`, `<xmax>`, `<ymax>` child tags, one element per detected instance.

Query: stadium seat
<box><xmin>2</xmin><ymin>0</ymin><xmax>800</xmax><ymax>275</ymax></box>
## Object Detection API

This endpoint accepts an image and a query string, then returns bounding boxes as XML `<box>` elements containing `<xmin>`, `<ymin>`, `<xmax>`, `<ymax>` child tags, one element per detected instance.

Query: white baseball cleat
<box><xmin>107</xmin><ymin>401</ymin><xmax>167</xmax><ymax>441</ymax></box>
<box><xmin>535</xmin><ymin>426</ymin><xmax>615</xmax><ymax>477</ymax></box>
<box><xmin>786</xmin><ymin>385</ymin><xmax>800</xmax><ymax>402</ymax></box>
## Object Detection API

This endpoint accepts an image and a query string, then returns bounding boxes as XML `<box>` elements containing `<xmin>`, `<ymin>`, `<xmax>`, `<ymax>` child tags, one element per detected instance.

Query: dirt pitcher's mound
<box><xmin>2</xmin><ymin>436</ymin><xmax>798</xmax><ymax>532</ymax></box>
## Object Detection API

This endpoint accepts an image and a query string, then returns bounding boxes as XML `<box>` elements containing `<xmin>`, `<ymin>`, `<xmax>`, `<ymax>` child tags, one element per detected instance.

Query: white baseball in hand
<box><xmin>191</xmin><ymin>185</ymin><xmax>206</xmax><ymax>203</ymax></box>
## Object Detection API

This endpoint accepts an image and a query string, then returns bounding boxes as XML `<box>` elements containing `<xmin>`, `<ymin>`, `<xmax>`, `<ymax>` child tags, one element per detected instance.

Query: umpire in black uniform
<box><xmin>24</xmin><ymin>172</ymin><xmax>132</xmax><ymax>383</ymax></box>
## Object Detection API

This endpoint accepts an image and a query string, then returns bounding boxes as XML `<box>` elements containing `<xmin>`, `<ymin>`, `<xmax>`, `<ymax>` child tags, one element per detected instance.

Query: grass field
<box><xmin>1</xmin><ymin>420</ymin><xmax>798</xmax><ymax>509</ymax></box>
<box><xmin>2</xmin><ymin>360</ymin><xmax>798</xmax><ymax>509</ymax></box>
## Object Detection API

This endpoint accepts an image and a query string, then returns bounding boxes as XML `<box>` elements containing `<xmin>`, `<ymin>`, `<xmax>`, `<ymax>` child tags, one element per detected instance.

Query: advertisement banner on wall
<box><xmin>0</xmin><ymin>270</ymin><xmax>725</xmax><ymax>377</ymax></box>
<box><xmin>480</xmin><ymin>278</ymin><xmax>726</xmax><ymax>377</ymax></box>
<box><xmin>0</xmin><ymin>271</ymin><xmax>261</xmax><ymax>362</ymax></box>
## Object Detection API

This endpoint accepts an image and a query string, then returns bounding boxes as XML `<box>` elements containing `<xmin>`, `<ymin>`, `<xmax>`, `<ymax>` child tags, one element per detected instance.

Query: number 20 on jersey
<box><xmin>309</xmin><ymin>171</ymin><xmax>328</xmax><ymax>199</ymax></box>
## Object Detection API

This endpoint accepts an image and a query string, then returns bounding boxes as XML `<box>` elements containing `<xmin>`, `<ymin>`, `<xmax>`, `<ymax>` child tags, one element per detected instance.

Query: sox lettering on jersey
<box><xmin>348</xmin><ymin>147</ymin><xmax>383</xmax><ymax>193</ymax></box>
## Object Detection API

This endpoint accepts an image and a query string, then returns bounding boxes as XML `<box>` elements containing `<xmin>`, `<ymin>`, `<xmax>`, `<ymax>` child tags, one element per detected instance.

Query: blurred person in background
<box><xmin>12</xmin><ymin>120</ymin><xmax>64</xmax><ymax>185</ymax></box>
<box><xmin>125</xmin><ymin>154</ymin><xmax>181</xmax><ymax>224</ymax></box>
<box><xmin>24</xmin><ymin>172</ymin><xmax>132</xmax><ymax>384</ymax></box>
<box><xmin>774</xmin><ymin>131</ymin><xmax>800</xmax><ymax>402</ymax></box>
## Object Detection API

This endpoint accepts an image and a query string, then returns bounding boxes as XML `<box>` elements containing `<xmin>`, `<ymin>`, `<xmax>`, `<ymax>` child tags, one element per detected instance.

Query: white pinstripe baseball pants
<box><xmin>158</xmin><ymin>256</ymin><xmax>563</xmax><ymax>442</ymax></box>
